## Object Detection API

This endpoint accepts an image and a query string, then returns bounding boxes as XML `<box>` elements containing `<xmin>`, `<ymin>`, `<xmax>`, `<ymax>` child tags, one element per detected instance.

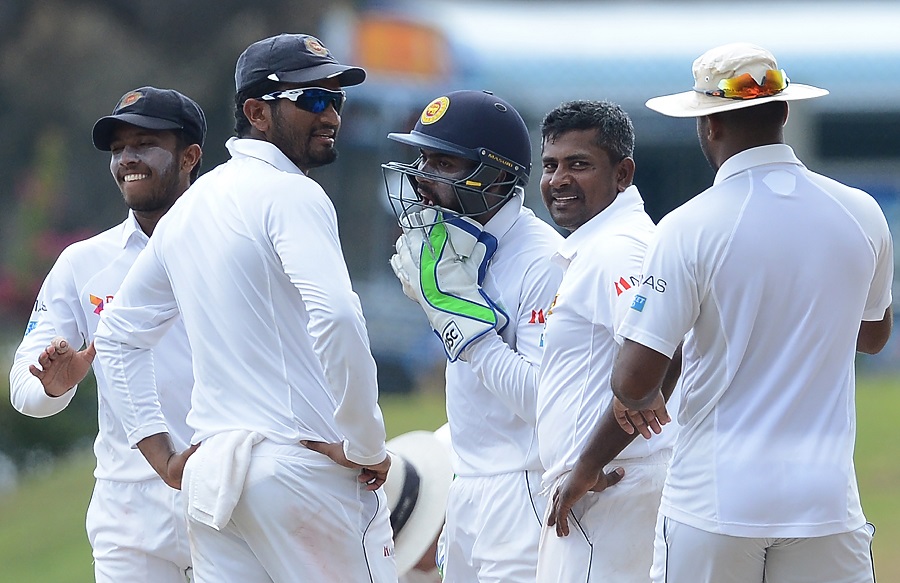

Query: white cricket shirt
<box><xmin>94</xmin><ymin>137</ymin><xmax>387</xmax><ymax>465</ymax></box>
<box><xmin>9</xmin><ymin>213</ymin><xmax>193</xmax><ymax>482</ymax></box>
<box><xmin>618</xmin><ymin>144</ymin><xmax>894</xmax><ymax>537</ymax></box>
<box><xmin>448</xmin><ymin>194</ymin><xmax>563</xmax><ymax>476</ymax></box>
<box><xmin>537</xmin><ymin>186</ymin><xmax>678</xmax><ymax>488</ymax></box>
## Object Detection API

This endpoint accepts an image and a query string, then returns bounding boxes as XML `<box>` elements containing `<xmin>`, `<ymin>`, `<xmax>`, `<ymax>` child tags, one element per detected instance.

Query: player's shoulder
<box><xmin>54</xmin><ymin>221</ymin><xmax>127</xmax><ymax>266</ymax></box>
<box><xmin>586</xmin><ymin>225</ymin><xmax>650</xmax><ymax>263</ymax></box>
<box><xmin>237</xmin><ymin>154</ymin><xmax>324</xmax><ymax>190</ymax></box>
<box><xmin>654</xmin><ymin>181</ymin><xmax>735</xmax><ymax>239</ymax></box>
<box><xmin>209</xmin><ymin>160</ymin><xmax>336</xmax><ymax>229</ymax></box>
<box><xmin>253</xmin><ymin>163</ymin><xmax>332</xmax><ymax>211</ymax></box>
<box><xmin>805</xmin><ymin>170</ymin><xmax>887</xmax><ymax>223</ymax></box>
<box><xmin>512</xmin><ymin>206</ymin><xmax>564</xmax><ymax>248</ymax></box>
<box><xmin>563</xmin><ymin>234</ymin><xmax>645</xmax><ymax>300</ymax></box>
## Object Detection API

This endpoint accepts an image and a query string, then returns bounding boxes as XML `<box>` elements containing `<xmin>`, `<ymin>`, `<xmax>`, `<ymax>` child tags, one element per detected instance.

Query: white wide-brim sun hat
<box><xmin>646</xmin><ymin>42</ymin><xmax>829</xmax><ymax>118</ymax></box>
<box><xmin>383</xmin><ymin>428</ymin><xmax>454</xmax><ymax>576</ymax></box>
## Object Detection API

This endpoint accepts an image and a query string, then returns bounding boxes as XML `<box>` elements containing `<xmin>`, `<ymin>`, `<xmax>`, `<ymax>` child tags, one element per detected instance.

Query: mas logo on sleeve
<box><xmin>617</xmin><ymin>275</ymin><xmax>666</xmax><ymax>296</ymax></box>
<box><xmin>641</xmin><ymin>275</ymin><xmax>666</xmax><ymax>293</ymax></box>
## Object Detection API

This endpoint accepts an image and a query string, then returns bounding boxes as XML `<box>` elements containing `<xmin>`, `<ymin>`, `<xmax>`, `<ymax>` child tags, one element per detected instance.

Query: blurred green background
<box><xmin>3</xmin><ymin>1</ymin><xmax>900</xmax><ymax>581</ymax></box>
<box><xmin>2</xmin><ymin>380</ymin><xmax>900</xmax><ymax>581</ymax></box>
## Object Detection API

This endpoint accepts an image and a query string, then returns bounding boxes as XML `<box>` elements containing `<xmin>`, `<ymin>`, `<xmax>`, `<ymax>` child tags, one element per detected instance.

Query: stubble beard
<box><xmin>270</xmin><ymin>105</ymin><xmax>338</xmax><ymax>171</ymax></box>
<box><xmin>123</xmin><ymin>157</ymin><xmax>183</xmax><ymax>213</ymax></box>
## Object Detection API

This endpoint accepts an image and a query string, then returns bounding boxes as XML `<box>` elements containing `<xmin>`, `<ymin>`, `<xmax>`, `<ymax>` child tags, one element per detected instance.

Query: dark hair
<box><xmin>233</xmin><ymin>79</ymin><xmax>285</xmax><ymax>137</ymax></box>
<box><xmin>174</xmin><ymin>130</ymin><xmax>203</xmax><ymax>182</ymax></box>
<box><xmin>541</xmin><ymin>100</ymin><xmax>635</xmax><ymax>162</ymax></box>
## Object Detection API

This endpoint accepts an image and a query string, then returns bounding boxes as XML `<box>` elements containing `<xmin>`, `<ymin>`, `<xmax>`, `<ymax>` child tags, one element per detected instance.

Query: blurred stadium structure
<box><xmin>2</xmin><ymin>0</ymin><xmax>900</xmax><ymax>398</ymax></box>
<box><xmin>321</xmin><ymin>0</ymin><xmax>900</xmax><ymax>382</ymax></box>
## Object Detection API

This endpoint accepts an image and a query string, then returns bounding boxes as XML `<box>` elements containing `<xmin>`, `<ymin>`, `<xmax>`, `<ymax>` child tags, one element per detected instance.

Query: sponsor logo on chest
<box><xmin>89</xmin><ymin>293</ymin><xmax>115</xmax><ymax>315</ymax></box>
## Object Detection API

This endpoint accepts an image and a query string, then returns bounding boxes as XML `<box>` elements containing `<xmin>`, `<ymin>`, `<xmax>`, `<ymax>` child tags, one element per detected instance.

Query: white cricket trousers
<box><xmin>87</xmin><ymin>478</ymin><xmax>192</xmax><ymax>583</ymax></box>
<box><xmin>442</xmin><ymin>470</ymin><xmax>545</xmax><ymax>583</ymax></box>
<box><xmin>184</xmin><ymin>441</ymin><xmax>397</xmax><ymax>583</ymax></box>
<box><xmin>651</xmin><ymin>515</ymin><xmax>876</xmax><ymax>583</ymax></box>
<box><xmin>536</xmin><ymin>448</ymin><xmax>670</xmax><ymax>583</ymax></box>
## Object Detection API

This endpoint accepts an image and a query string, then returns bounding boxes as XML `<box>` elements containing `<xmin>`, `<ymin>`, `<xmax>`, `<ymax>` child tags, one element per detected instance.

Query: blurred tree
<box><xmin>0</xmin><ymin>371</ymin><xmax>99</xmax><ymax>468</ymax></box>
<box><xmin>0</xmin><ymin>0</ymin><xmax>361</xmax><ymax>465</ymax></box>
<box><xmin>0</xmin><ymin>0</ymin><xmax>358</xmax><ymax>323</ymax></box>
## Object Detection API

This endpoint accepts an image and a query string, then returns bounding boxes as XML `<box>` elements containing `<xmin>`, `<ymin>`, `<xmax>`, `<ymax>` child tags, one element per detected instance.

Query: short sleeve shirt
<box><xmin>618</xmin><ymin>144</ymin><xmax>894</xmax><ymax>537</ymax></box>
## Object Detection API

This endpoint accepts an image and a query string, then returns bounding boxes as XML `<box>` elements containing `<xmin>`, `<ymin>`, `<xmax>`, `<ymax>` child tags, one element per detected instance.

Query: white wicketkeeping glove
<box><xmin>391</xmin><ymin>208</ymin><xmax>508</xmax><ymax>362</ymax></box>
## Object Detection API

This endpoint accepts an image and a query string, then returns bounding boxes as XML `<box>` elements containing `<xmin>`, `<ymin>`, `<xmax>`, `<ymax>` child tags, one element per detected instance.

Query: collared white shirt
<box><xmin>94</xmin><ymin>137</ymin><xmax>387</xmax><ymax>465</ymax></box>
<box><xmin>9</xmin><ymin>212</ymin><xmax>193</xmax><ymax>482</ymax></box>
<box><xmin>536</xmin><ymin>186</ymin><xmax>678</xmax><ymax>489</ymax></box>
<box><xmin>448</xmin><ymin>193</ymin><xmax>563</xmax><ymax>476</ymax></box>
<box><xmin>619</xmin><ymin>144</ymin><xmax>894</xmax><ymax>537</ymax></box>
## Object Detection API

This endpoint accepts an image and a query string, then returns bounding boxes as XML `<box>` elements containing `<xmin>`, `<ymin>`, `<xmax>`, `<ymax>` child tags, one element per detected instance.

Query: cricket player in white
<box><xmin>535</xmin><ymin>100</ymin><xmax>681</xmax><ymax>582</ymax></box>
<box><xmin>93</xmin><ymin>34</ymin><xmax>395</xmax><ymax>582</ymax></box>
<box><xmin>384</xmin><ymin>90</ymin><xmax>563</xmax><ymax>583</ymax></box>
<box><xmin>9</xmin><ymin>86</ymin><xmax>205</xmax><ymax>582</ymax></box>
<box><xmin>554</xmin><ymin>43</ymin><xmax>893</xmax><ymax>583</ymax></box>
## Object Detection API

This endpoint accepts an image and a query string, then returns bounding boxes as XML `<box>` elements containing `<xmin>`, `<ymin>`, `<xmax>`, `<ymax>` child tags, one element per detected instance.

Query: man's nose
<box><xmin>118</xmin><ymin>145</ymin><xmax>141</xmax><ymax>164</ymax></box>
<box><xmin>549</xmin><ymin>167</ymin><xmax>571</xmax><ymax>188</ymax></box>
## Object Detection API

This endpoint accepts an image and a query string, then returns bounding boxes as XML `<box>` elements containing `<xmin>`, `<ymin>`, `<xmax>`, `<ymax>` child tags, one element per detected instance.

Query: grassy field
<box><xmin>854</xmin><ymin>377</ymin><xmax>900</xmax><ymax>581</ymax></box>
<box><xmin>1</xmin><ymin>381</ymin><xmax>899</xmax><ymax>581</ymax></box>
<box><xmin>0</xmin><ymin>391</ymin><xmax>447</xmax><ymax>582</ymax></box>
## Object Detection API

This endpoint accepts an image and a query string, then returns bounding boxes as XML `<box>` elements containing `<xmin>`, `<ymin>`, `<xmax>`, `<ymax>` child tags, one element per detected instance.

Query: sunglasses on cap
<box><xmin>697</xmin><ymin>68</ymin><xmax>789</xmax><ymax>100</ymax></box>
<box><xmin>260</xmin><ymin>87</ymin><xmax>347</xmax><ymax>114</ymax></box>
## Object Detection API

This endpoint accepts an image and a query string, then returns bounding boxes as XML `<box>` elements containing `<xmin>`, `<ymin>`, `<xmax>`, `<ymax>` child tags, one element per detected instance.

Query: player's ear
<box><xmin>180</xmin><ymin>144</ymin><xmax>202</xmax><ymax>175</ymax></box>
<box><xmin>615</xmin><ymin>157</ymin><xmax>635</xmax><ymax>193</ymax></box>
<box><xmin>705</xmin><ymin>114</ymin><xmax>723</xmax><ymax>141</ymax></box>
<box><xmin>243</xmin><ymin>98</ymin><xmax>272</xmax><ymax>134</ymax></box>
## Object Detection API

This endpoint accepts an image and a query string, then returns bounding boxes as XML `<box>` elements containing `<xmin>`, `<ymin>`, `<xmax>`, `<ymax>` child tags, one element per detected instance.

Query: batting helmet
<box><xmin>382</xmin><ymin>90</ymin><xmax>531</xmax><ymax>222</ymax></box>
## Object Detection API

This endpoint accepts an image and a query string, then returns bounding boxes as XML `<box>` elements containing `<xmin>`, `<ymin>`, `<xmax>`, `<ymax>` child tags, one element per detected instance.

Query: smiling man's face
<box><xmin>263</xmin><ymin>78</ymin><xmax>343</xmax><ymax>173</ymax></box>
<box><xmin>540</xmin><ymin>128</ymin><xmax>630</xmax><ymax>231</ymax></box>
<box><xmin>108</xmin><ymin>124</ymin><xmax>185</xmax><ymax>213</ymax></box>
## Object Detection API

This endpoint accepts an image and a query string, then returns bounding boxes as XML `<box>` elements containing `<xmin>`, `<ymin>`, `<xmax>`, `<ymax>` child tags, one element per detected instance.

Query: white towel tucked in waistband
<box><xmin>185</xmin><ymin>430</ymin><xmax>264</xmax><ymax>530</ymax></box>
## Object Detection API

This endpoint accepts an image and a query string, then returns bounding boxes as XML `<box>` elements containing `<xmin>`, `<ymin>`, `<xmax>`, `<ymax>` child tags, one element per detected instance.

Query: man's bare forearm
<box><xmin>137</xmin><ymin>432</ymin><xmax>177</xmax><ymax>480</ymax></box>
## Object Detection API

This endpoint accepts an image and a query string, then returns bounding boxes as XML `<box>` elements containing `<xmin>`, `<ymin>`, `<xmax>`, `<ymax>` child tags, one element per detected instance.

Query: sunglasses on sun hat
<box><xmin>260</xmin><ymin>87</ymin><xmax>346</xmax><ymax>115</ymax></box>
<box><xmin>694</xmin><ymin>68</ymin><xmax>789</xmax><ymax>101</ymax></box>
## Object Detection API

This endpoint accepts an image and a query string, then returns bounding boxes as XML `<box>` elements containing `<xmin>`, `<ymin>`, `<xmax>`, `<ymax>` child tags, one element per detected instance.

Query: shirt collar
<box><xmin>482</xmin><ymin>186</ymin><xmax>524</xmax><ymax>241</ymax></box>
<box><xmin>120</xmin><ymin>210</ymin><xmax>149</xmax><ymax>249</ymax></box>
<box><xmin>554</xmin><ymin>184</ymin><xmax>646</xmax><ymax>265</ymax></box>
<box><xmin>714</xmin><ymin>144</ymin><xmax>804</xmax><ymax>186</ymax></box>
<box><xmin>226</xmin><ymin>136</ymin><xmax>306</xmax><ymax>176</ymax></box>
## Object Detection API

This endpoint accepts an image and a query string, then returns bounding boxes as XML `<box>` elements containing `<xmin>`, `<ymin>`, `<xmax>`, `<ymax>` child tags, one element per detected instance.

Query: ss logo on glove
<box><xmin>443</xmin><ymin>322</ymin><xmax>463</xmax><ymax>352</ymax></box>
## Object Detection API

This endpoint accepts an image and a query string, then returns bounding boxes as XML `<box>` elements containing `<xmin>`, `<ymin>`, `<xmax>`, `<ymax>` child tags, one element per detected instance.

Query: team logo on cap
<box><xmin>421</xmin><ymin>96</ymin><xmax>450</xmax><ymax>125</ymax></box>
<box><xmin>117</xmin><ymin>91</ymin><xmax>143</xmax><ymax>110</ymax></box>
<box><xmin>304</xmin><ymin>37</ymin><xmax>330</xmax><ymax>57</ymax></box>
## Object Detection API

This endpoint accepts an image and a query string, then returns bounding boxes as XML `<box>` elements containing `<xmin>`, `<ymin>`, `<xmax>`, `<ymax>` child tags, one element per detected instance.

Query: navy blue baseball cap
<box><xmin>92</xmin><ymin>86</ymin><xmax>207</xmax><ymax>151</ymax></box>
<box><xmin>235</xmin><ymin>33</ymin><xmax>366</xmax><ymax>93</ymax></box>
